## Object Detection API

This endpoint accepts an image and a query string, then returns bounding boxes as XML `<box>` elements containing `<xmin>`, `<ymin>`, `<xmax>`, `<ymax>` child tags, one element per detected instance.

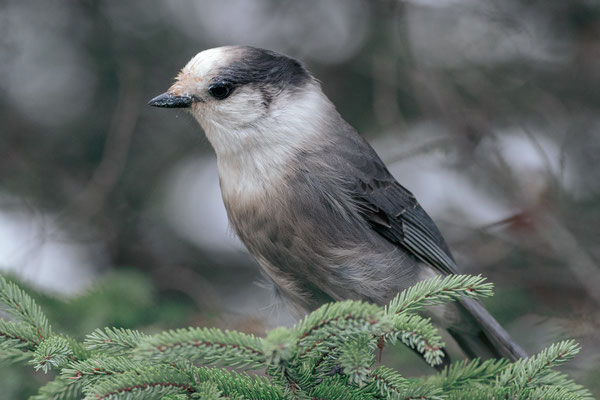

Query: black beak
<box><xmin>148</xmin><ymin>92</ymin><xmax>196</xmax><ymax>108</ymax></box>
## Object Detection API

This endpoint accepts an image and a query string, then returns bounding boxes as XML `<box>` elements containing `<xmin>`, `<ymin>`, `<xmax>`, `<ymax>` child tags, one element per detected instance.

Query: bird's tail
<box><xmin>448</xmin><ymin>297</ymin><xmax>527</xmax><ymax>362</ymax></box>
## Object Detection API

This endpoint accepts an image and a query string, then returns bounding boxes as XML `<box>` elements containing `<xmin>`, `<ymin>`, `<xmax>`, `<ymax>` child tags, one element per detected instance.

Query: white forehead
<box><xmin>182</xmin><ymin>46</ymin><xmax>239</xmax><ymax>77</ymax></box>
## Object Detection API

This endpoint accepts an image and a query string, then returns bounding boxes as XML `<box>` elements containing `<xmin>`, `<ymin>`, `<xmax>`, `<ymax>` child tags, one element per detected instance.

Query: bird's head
<box><xmin>149</xmin><ymin>46</ymin><xmax>334</xmax><ymax>156</ymax></box>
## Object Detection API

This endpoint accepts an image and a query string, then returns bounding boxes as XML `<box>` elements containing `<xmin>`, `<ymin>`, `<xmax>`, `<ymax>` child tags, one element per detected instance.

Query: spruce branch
<box><xmin>296</xmin><ymin>312</ymin><xmax>444</xmax><ymax>371</ymax></box>
<box><xmin>62</xmin><ymin>356</ymin><xmax>149</xmax><ymax>385</ymax></box>
<box><xmin>190</xmin><ymin>366</ymin><xmax>284</xmax><ymax>400</ymax></box>
<box><xmin>0</xmin><ymin>274</ymin><xmax>51</xmax><ymax>338</ymax></box>
<box><xmin>85</xmin><ymin>327</ymin><xmax>149</xmax><ymax>355</ymax></box>
<box><xmin>533</xmin><ymin>370</ymin><xmax>593</xmax><ymax>398</ymax></box>
<box><xmin>338</xmin><ymin>334</ymin><xmax>376</xmax><ymax>387</ymax></box>
<box><xmin>385</xmin><ymin>275</ymin><xmax>493</xmax><ymax>315</ymax></box>
<box><xmin>83</xmin><ymin>364</ymin><xmax>196</xmax><ymax>400</ymax></box>
<box><xmin>367</xmin><ymin>366</ymin><xmax>409</xmax><ymax>397</ymax></box>
<box><xmin>497</xmin><ymin>339</ymin><xmax>581</xmax><ymax>392</ymax></box>
<box><xmin>0</xmin><ymin>274</ymin><xmax>592</xmax><ymax>400</ymax></box>
<box><xmin>30</xmin><ymin>335</ymin><xmax>74</xmax><ymax>373</ymax></box>
<box><xmin>31</xmin><ymin>376</ymin><xmax>83</xmax><ymax>400</ymax></box>
<box><xmin>444</xmin><ymin>386</ymin><xmax>498</xmax><ymax>400</ymax></box>
<box><xmin>293</xmin><ymin>301</ymin><xmax>388</xmax><ymax>372</ymax></box>
<box><xmin>135</xmin><ymin>327</ymin><xmax>266</xmax><ymax>369</ymax></box>
<box><xmin>266</xmin><ymin>359</ymin><xmax>314</xmax><ymax>397</ymax></box>
<box><xmin>309</xmin><ymin>376</ymin><xmax>375</xmax><ymax>400</ymax></box>
<box><xmin>383</xmin><ymin>313</ymin><xmax>444</xmax><ymax>366</ymax></box>
<box><xmin>0</xmin><ymin>319</ymin><xmax>40</xmax><ymax>353</ymax></box>
<box><xmin>525</xmin><ymin>385</ymin><xmax>594</xmax><ymax>400</ymax></box>
<box><xmin>263</xmin><ymin>327</ymin><xmax>297</xmax><ymax>372</ymax></box>
<box><xmin>0</xmin><ymin>346</ymin><xmax>33</xmax><ymax>364</ymax></box>
<box><xmin>65</xmin><ymin>334</ymin><xmax>92</xmax><ymax>362</ymax></box>
<box><xmin>367</xmin><ymin>367</ymin><xmax>443</xmax><ymax>400</ymax></box>
<box><xmin>295</xmin><ymin>300</ymin><xmax>382</xmax><ymax>348</ymax></box>
<box><xmin>160</xmin><ymin>395</ymin><xmax>191</xmax><ymax>400</ymax></box>
<box><xmin>427</xmin><ymin>357</ymin><xmax>510</xmax><ymax>391</ymax></box>
<box><xmin>192</xmin><ymin>381</ymin><xmax>226</xmax><ymax>400</ymax></box>
<box><xmin>387</xmin><ymin>381</ymin><xmax>445</xmax><ymax>400</ymax></box>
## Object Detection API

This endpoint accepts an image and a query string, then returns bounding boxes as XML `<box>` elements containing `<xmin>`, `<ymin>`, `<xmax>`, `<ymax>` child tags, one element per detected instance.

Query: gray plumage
<box><xmin>149</xmin><ymin>45</ymin><xmax>527</xmax><ymax>364</ymax></box>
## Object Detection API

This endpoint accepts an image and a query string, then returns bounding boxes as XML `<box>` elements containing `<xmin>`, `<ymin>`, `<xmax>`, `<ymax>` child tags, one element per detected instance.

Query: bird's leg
<box><xmin>377</xmin><ymin>335</ymin><xmax>385</xmax><ymax>362</ymax></box>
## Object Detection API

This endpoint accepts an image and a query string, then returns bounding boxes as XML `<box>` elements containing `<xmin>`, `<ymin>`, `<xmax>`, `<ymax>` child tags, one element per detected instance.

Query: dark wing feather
<box><xmin>354</xmin><ymin>176</ymin><xmax>458</xmax><ymax>275</ymax></box>
<box><xmin>337</xmin><ymin>135</ymin><xmax>458</xmax><ymax>275</ymax></box>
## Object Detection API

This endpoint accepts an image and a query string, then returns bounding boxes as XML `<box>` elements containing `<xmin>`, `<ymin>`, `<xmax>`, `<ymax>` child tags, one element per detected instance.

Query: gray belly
<box><xmin>222</xmin><ymin>184</ymin><xmax>422</xmax><ymax>311</ymax></box>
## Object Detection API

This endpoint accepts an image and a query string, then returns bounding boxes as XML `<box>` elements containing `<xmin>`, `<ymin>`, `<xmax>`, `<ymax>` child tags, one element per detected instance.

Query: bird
<box><xmin>149</xmin><ymin>45</ymin><xmax>526</xmax><ymax>364</ymax></box>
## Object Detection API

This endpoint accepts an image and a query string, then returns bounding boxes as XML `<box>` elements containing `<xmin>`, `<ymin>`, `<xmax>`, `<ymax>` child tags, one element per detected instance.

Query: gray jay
<box><xmin>149</xmin><ymin>46</ymin><xmax>526</xmax><ymax>363</ymax></box>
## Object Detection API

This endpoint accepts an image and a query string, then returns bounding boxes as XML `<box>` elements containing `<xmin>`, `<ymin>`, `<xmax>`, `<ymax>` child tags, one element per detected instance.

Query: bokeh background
<box><xmin>1</xmin><ymin>0</ymin><xmax>600</xmax><ymax>397</ymax></box>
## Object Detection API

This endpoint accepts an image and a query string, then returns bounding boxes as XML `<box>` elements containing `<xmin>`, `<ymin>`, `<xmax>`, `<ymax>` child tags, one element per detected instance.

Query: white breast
<box><xmin>216</xmin><ymin>143</ymin><xmax>290</xmax><ymax>200</ymax></box>
<box><xmin>208</xmin><ymin>86</ymin><xmax>338</xmax><ymax>201</ymax></box>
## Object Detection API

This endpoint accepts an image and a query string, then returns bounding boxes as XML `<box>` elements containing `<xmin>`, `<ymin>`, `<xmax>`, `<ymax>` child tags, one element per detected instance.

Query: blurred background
<box><xmin>1</xmin><ymin>0</ymin><xmax>600</xmax><ymax>397</ymax></box>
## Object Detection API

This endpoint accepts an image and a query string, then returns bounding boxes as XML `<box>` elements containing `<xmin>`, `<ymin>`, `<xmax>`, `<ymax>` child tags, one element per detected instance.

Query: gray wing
<box><xmin>348</xmin><ymin>155</ymin><xmax>529</xmax><ymax>360</ymax></box>
<box><xmin>323</xmin><ymin>130</ymin><xmax>528</xmax><ymax>361</ymax></box>
<box><xmin>335</xmin><ymin>134</ymin><xmax>458</xmax><ymax>275</ymax></box>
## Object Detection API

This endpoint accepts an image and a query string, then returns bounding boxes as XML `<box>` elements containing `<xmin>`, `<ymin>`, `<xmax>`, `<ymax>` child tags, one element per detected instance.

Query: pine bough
<box><xmin>0</xmin><ymin>274</ymin><xmax>592</xmax><ymax>399</ymax></box>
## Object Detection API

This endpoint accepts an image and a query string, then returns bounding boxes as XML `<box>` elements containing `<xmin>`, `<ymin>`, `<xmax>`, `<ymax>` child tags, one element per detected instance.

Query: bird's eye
<box><xmin>208</xmin><ymin>83</ymin><xmax>232</xmax><ymax>100</ymax></box>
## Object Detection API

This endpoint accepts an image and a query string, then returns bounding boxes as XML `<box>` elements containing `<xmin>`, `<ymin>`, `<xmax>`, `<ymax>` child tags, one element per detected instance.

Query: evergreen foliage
<box><xmin>0</xmin><ymin>274</ymin><xmax>593</xmax><ymax>399</ymax></box>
